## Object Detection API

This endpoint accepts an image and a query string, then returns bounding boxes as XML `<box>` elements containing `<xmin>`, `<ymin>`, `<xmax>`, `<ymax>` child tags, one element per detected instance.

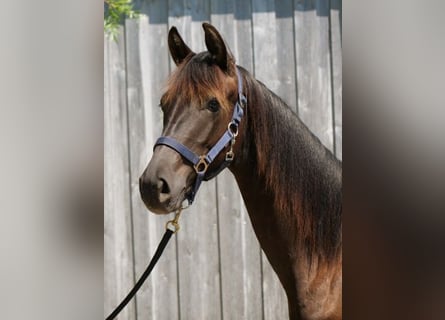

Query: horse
<box><xmin>139</xmin><ymin>23</ymin><xmax>342</xmax><ymax>320</ymax></box>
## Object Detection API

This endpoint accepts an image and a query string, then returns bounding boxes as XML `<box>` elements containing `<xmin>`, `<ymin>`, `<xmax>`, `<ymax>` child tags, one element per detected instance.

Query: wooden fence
<box><xmin>104</xmin><ymin>0</ymin><xmax>342</xmax><ymax>319</ymax></box>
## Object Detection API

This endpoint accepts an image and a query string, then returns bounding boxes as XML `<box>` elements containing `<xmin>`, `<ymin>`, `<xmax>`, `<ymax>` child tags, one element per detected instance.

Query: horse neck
<box><xmin>229</xmin><ymin>72</ymin><xmax>342</xmax><ymax>313</ymax></box>
<box><xmin>233</xmin><ymin>71</ymin><xmax>342</xmax><ymax>255</ymax></box>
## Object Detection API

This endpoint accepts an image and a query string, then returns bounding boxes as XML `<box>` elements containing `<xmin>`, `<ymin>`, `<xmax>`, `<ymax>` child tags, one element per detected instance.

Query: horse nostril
<box><xmin>159</xmin><ymin>178</ymin><xmax>170</xmax><ymax>195</ymax></box>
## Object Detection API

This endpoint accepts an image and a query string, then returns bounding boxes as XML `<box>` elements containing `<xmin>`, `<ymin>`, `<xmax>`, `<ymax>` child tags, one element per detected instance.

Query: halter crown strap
<box><xmin>154</xmin><ymin>67</ymin><xmax>246</xmax><ymax>204</ymax></box>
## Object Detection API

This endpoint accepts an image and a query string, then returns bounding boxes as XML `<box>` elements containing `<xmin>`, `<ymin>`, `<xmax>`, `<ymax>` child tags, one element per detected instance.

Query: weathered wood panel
<box><xmin>104</xmin><ymin>28</ymin><xmax>136</xmax><ymax>320</ymax></box>
<box><xmin>104</xmin><ymin>1</ymin><xmax>342</xmax><ymax>319</ymax></box>
<box><xmin>294</xmin><ymin>0</ymin><xmax>334</xmax><ymax>150</ymax></box>
<box><xmin>275</xmin><ymin>0</ymin><xmax>298</xmax><ymax>114</ymax></box>
<box><xmin>330</xmin><ymin>0</ymin><xmax>342</xmax><ymax>160</ymax></box>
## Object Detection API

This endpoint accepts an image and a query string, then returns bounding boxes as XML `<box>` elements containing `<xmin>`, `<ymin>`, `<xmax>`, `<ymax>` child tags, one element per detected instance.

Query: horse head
<box><xmin>139</xmin><ymin>23</ymin><xmax>245</xmax><ymax>214</ymax></box>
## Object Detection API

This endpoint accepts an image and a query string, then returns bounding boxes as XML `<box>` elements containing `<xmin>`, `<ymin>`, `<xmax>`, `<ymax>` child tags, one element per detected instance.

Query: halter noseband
<box><xmin>154</xmin><ymin>67</ymin><xmax>247</xmax><ymax>205</ymax></box>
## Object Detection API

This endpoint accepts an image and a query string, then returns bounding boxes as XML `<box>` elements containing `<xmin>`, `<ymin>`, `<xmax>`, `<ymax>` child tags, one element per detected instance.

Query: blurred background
<box><xmin>0</xmin><ymin>0</ymin><xmax>444</xmax><ymax>319</ymax></box>
<box><xmin>0</xmin><ymin>1</ymin><xmax>103</xmax><ymax>319</ymax></box>
<box><xmin>344</xmin><ymin>1</ymin><xmax>445</xmax><ymax>318</ymax></box>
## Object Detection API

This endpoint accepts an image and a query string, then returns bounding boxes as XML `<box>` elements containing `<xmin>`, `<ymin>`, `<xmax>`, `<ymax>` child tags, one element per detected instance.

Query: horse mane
<box><xmin>240</xmin><ymin>67</ymin><xmax>342</xmax><ymax>261</ymax></box>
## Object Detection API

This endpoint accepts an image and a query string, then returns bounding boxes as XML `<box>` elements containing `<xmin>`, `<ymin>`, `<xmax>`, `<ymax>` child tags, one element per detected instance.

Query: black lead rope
<box><xmin>105</xmin><ymin>211</ymin><xmax>181</xmax><ymax>320</ymax></box>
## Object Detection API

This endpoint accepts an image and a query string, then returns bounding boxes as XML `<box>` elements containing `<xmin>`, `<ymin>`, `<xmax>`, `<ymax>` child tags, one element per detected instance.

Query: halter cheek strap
<box><xmin>154</xmin><ymin>67</ymin><xmax>247</xmax><ymax>205</ymax></box>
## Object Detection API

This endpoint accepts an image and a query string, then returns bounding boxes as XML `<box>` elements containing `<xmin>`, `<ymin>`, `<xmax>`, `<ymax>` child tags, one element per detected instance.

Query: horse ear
<box><xmin>168</xmin><ymin>26</ymin><xmax>193</xmax><ymax>66</ymax></box>
<box><xmin>202</xmin><ymin>22</ymin><xmax>233</xmax><ymax>72</ymax></box>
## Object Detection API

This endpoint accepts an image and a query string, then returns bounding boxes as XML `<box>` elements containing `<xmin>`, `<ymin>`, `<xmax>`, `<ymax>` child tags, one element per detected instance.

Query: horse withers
<box><xmin>139</xmin><ymin>23</ymin><xmax>342</xmax><ymax>320</ymax></box>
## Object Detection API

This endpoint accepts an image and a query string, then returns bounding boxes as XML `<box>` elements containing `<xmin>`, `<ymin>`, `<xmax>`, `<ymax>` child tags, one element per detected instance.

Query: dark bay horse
<box><xmin>139</xmin><ymin>23</ymin><xmax>342</xmax><ymax>320</ymax></box>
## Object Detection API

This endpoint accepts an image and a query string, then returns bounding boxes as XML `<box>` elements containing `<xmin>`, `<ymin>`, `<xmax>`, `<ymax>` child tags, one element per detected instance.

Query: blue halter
<box><xmin>154</xmin><ymin>67</ymin><xmax>247</xmax><ymax>205</ymax></box>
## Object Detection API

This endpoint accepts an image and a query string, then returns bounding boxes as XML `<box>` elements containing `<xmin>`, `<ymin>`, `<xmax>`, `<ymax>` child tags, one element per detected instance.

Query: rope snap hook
<box><xmin>165</xmin><ymin>208</ymin><xmax>183</xmax><ymax>233</ymax></box>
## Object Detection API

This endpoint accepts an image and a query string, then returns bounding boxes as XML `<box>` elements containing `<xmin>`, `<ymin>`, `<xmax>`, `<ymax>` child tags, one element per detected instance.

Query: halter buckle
<box><xmin>194</xmin><ymin>156</ymin><xmax>209</xmax><ymax>174</ymax></box>
<box><xmin>225</xmin><ymin>150</ymin><xmax>234</xmax><ymax>162</ymax></box>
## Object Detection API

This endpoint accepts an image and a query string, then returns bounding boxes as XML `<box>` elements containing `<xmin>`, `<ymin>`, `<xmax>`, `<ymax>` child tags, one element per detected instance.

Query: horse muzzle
<box><xmin>139</xmin><ymin>147</ymin><xmax>193</xmax><ymax>214</ymax></box>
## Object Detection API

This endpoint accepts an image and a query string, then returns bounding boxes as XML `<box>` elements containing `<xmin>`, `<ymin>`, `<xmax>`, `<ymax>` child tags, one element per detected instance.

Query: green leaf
<box><xmin>104</xmin><ymin>0</ymin><xmax>139</xmax><ymax>40</ymax></box>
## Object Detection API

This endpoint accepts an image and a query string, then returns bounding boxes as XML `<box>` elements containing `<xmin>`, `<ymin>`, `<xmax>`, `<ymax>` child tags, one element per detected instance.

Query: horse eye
<box><xmin>207</xmin><ymin>98</ymin><xmax>220</xmax><ymax>113</ymax></box>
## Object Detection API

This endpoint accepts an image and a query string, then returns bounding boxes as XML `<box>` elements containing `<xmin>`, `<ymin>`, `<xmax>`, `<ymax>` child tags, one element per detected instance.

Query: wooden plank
<box><xmin>104</xmin><ymin>28</ymin><xmax>136</xmax><ymax>320</ymax></box>
<box><xmin>171</xmin><ymin>1</ymin><xmax>223</xmax><ymax>320</ymax></box>
<box><xmin>275</xmin><ymin>0</ymin><xmax>298</xmax><ymax>113</ymax></box>
<box><xmin>211</xmin><ymin>4</ymin><xmax>264</xmax><ymax>319</ymax></box>
<box><xmin>252</xmin><ymin>0</ymin><xmax>279</xmax><ymax>91</ymax></box>
<box><xmin>234</xmin><ymin>1</ymin><xmax>254</xmax><ymax>73</ymax></box>
<box><xmin>251</xmin><ymin>1</ymin><xmax>290</xmax><ymax>319</ymax></box>
<box><xmin>125</xmin><ymin>10</ymin><xmax>180</xmax><ymax>320</ymax></box>
<box><xmin>293</xmin><ymin>0</ymin><xmax>334</xmax><ymax>151</ymax></box>
<box><xmin>330</xmin><ymin>0</ymin><xmax>342</xmax><ymax>159</ymax></box>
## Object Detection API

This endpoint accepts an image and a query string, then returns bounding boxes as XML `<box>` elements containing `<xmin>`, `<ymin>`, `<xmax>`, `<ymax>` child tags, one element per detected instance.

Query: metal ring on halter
<box><xmin>193</xmin><ymin>155</ymin><xmax>209</xmax><ymax>174</ymax></box>
<box><xmin>239</xmin><ymin>95</ymin><xmax>247</xmax><ymax>108</ymax></box>
<box><xmin>228</xmin><ymin>121</ymin><xmax>239</xmax><ymax>137</ymax></box>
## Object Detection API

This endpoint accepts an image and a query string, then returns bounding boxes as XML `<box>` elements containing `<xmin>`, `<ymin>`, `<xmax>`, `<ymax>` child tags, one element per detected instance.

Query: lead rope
<box><xmin>105</xmin><ymin>209</ymin><xmax>182</xmax><ymax>320</ymax></box>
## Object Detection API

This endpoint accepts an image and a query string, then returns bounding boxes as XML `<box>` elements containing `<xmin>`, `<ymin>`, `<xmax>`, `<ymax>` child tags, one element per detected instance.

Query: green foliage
<box><xmin>104</xmin><ymin>0</ymin><xmax>139</xmax><ymax>40</ymax></box>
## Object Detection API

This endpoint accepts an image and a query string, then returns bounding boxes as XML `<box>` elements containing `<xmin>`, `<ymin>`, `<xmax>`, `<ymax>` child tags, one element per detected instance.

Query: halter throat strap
<box><xmin>154</xmin><ymin>67</ymin><xmax>247</xmax><ymax>204</ymax></box>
